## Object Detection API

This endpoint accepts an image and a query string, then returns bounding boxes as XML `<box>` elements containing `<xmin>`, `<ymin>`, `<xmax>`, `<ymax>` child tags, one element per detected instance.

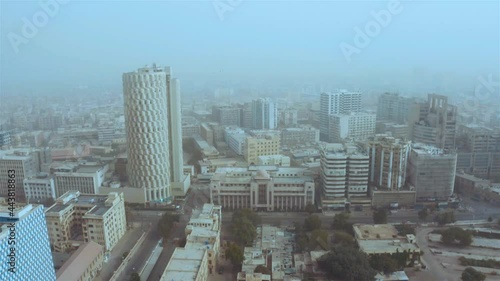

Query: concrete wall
<box><xmin>371</xmin><ymin>190</ymin><xmax>416</xmax><ymax>208</ymax></box>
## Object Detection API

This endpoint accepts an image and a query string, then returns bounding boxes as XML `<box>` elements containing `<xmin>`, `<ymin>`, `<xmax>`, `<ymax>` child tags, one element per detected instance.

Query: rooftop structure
<box><xmin>56</xmin><ymin>241</ymin><xmax>104</xmax><ymax>281</ymax></box>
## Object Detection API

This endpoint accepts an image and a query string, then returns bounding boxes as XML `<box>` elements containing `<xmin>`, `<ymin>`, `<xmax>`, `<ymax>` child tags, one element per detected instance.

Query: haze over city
<box><xmin>1</xmin><ymin>1</ymin><xmax>500</xmax><ymax>281</ymax></box>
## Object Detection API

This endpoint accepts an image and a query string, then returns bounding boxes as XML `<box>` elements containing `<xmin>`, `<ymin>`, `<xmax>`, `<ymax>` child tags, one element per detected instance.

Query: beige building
<box><xmin>367</xmin><ymin>135</ymin><xmax>411</xmax><ymax>191</ymax></box>
<box><xmin>245</xmin><ymin>134</ymin><xmax>280</xmax><ymax>165</ymax></box>
<box><xmin>353</xmin><ymin>224</ymin><xmax>422</xmax><ymax>265</ymax></box>
<box><xmin>161</xmin><ymin>203</ymin><xmax>222</xmax><ymax>279</ymax></box>
<box><xmin>408</xmin><ymin>144</ymin><xmax>457</xmax><ymax>201</ymax></box>
<box><xmin>45</xmin><ymin>191</ymin><xmax>126</xmax><ymax>252</ymax></box>
<box><xmin>56</xmin><ymin>241</ymin><xmax>104</xmax><ymax>281</ymax></box>
<box><xmin>210</xmin><ymin>166</ymin><xmax>315</xmax><ymax>212</ymax></box>
<box><xmin>329</xmin><ymin>112</ymin><xmax>376</xmax><ymax>143</ymax></box>
<box><xmin>320</xmin><ymin>143</ymin><xmax>370</xmax><ymax>210</ymax></box>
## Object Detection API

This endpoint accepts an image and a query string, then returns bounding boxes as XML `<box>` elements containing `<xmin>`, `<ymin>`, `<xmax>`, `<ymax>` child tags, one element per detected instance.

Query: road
<box><xmin>415</xmin><ymin>227</ymin><xmax>456</xmax><ymax>281</ymax></box>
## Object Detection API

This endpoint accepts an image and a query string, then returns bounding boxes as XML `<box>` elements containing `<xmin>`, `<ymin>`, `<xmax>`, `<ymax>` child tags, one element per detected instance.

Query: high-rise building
<box><xmin>123</xmin><ymin>65</ymin><xmax>172</xmax><ymax>202</ymax></box>
<box><xmin>320</xmin><ymin>143</ymin><xmax>370</xmax><ymax>210</ymax></box>
<box><xmin>212</xmin><ymin>105</ymin><xmax>241</xmax><ymax>126</ymax></box>
<box><xmin>367</xmin><ymin>135</ymin><xmax>411</xmax><ymax>191</ymax></box>
<box><xmin>407</xmin><ymin>144</ymin><xmax>457</xmax><ymax>200</ymax></box>
<box><xmin>0</xmin><ymin>131</ymin><xmax>11</xmax><ymax>149</ymax></box>
<box><xmin>408</xmin><ymin>94</ymin><xmax>457</xmax><ymax>150</ymax></box>
<box><xmin>376</xmin><ymin>93</ymin><xmax>416</xmax><ymax>124</ymax></box>
<box><xmin>329</xmin><ymin>112</ymin><xmax>376</xmax><ymax>143</ymax></box>
<box><xmin>252</xmin><ymin>98</ymin><xmax>277</xmax><ymax>130</ymax></box>
<box><xmin>319</xmin><ymin>90</ymin><xmax>362</xmax><ymax>141</ymax></box>
<box><xmin>0</xmin><ymin>204</ymin><xmax>56</xmax><ymax>281</ymax></box>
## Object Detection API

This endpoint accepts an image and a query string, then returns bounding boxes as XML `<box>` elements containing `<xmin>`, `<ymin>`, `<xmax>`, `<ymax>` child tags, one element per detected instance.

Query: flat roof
<box><xmin>160</xmin><ymin>248</ymin><xmax>205</xmax><ymax>281</ymax></box>
<box><xmin>56</xmin><ymin>241</ymin><xmax>103</xmax><ymax>281</ymax></box>
<box><xmin>353</xmin><ymin>224</ymin><xmax>399</xmax><ymax>240</ymax></box>
<box><xmin>358</xmin><ymin>239</ymin><xmax>420</xmax><ymax>254</ymax></box>
<box><xmin>46</xmin><ymin>204</ymin><xmax>71</xmax><ymax>213</ymax></box>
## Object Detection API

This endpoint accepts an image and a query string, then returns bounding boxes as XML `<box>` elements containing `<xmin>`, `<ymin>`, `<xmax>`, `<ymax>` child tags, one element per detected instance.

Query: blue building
<box><xmin>0</xmin><ymin>204</ymin><xmax>56</xmax><ymax>281</ymax></box>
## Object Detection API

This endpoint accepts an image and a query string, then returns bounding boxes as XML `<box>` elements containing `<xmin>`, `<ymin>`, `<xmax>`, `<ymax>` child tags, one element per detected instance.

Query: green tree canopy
<box><xmin>461</xmin><ymin>267</ymin><xmax>486</xmax><ymax>281</ymax></box>
<box><xmin>332</xmin><ymin>212</ymin><xmax>351</xmax><ymax>231</ymax></box>
<box><xmin>317</xmin><ymin>245</ymin><xmax>377</xmax><ymax>281</ymax></box>
<box><xmin>370</xmin><ymin>254</ymin><xmax>399</xmax><ymax>274</ymax></box>
<box><xmin>304</xmin><ymin>214</ymin><xmax>322</xmax><ymax>232</ymax></box>
<box><xmin>129</xmin><ymin>272</ymin><xmax>140</xmax><ymax>281</ymax></box>
<box><xmin>305</xmin><ymin>203</ymin><xmax>317</xmax><ymax>214</ymax></box>
<box><xmin>435</xmin><ymin>211</ymin><xmax>456</xmax><ymax>226</ymax></box>
<box><xmin>332</xmin><ymin>231</ymin><xmax>355</xmax><ymax>246</ymax></box>
<box><xmin>225</xmin><ymin>242</ymin><xmax>244</xmax><ymax>267</ymax></box>
<box><xmin>441</xmin><ymin>227</ymin><xmax>473</xmax><ymax>247</ymax></box>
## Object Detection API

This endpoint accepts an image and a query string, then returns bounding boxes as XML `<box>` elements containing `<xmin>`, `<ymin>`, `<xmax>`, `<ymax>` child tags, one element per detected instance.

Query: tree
<box><xmin>441</xmin><ymin>227</ymin><xmax>473</xmax><ymax>247</ymax></box>
<box><xmin>418</xmin><ymin>208</ymin><xmax>428</xmax><ymax>221</ymax></box>
<box><xmin>310</xmin><ymin>229</ymin><xmax>329</xmax><ymax>249</ymax></box>
<box><xmin>370</xmin><ymin>254</ymin><xmax>399</xmax><ymax>274</ymax></box>
<box><xmin>157</xmin><ymin>213</ymin><xmax>180</xmax><ymax>239</ymax></box>
<box><xmin>304</xmin><ymin>215</ymin><xmax>322</xmax><ymax>231</ymax></box>
<box><xmin>435</xmin><ymin>211</ymin><xmax>456</xmax><ymax>225</ymax></box>
<box><xmin>225</xmin><ymin>242</ymin><xmax>244</xmax><ymax>267</ymax></box>
<box><xmin>317</xmin><ymin>245</ymin><xmax>376</xmax><ymax>281</ymax></box>
<box><xmin>373</xmin><ymin>209</ymin><xmax>388</xmax><ymax>224</ymax></box>
<box><xmin>129</xmin><ymin>272</ymin><xmax>141</xmax><ymax>281</ymax></box>
<box><xmin>305</xmin><ymin>203</ymin><xmax>317</xmax><ymax>214</ymax></box>
<box><xmin>254</xmin><ymin>265</ymin><xmax>271</xmax><ymax>275</ymax></box>
<box><xmin>461</xmin><ymin>267</ymin><xmax>486</xmax><ymax>281</ymax></box>
<box><xmin>233</xmin><ymin>218</ymin><xmax>257</xmax><ymax>246</ymax></box>
<box><xmin>332</xmin><ymin>212</ymin><xmax>350</xmax><ymax>230</ymax></box>
<box><xmin>332</xmin><ymin>231</ymin><xmax>355</xmax><ymax>246</ymax></box>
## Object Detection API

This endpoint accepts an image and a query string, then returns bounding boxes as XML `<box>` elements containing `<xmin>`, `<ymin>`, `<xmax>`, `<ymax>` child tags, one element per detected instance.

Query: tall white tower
<box><xmin>123</xmin><ymin>65</ymin><xmax>171</xmax><ymax>202</ymax></box>
<box><xmin>167</xmin><ymin>77</ymin><xmax>184</xmax><ymax>183</ymax></box>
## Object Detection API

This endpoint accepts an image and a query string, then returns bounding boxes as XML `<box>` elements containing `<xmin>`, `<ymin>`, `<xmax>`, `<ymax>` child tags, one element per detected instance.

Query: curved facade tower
<box><xmin>123</xmin><ymin>65</ymin><xmax>171</xmax><ymax>202</ymax></box>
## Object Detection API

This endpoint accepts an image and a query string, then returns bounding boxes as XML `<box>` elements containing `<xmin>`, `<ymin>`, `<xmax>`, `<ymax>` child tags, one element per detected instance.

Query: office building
<box><xmin>123</xmin><ymin>65</ymin><xmax>171</xmax><ymax>202</ymax></box>
<box><xmin>320</xmin><ymin>143</ymin><xmax>370</xmax><ymax>210</ymax></box>
<box><xmin>281</xmin><ymin>126</ymin><xmax>320</xmax><ymax>146</ymax></box>
<box><xmin>212</xmin><ymin>105</ymin><xmax>241</xmax><ymax>126</ymax></box>
<box><xmin>56</xmin><ymin>241</ymin><xmax>104</xmax><ymax>281</ymax></box>
<box><xmin>0</xmin><ymin>130</ymin><xmax>11</xmax><ymax>149</ymax></box>
<box><xmin>240</xmin><ymin>102</ymin><xmax>254</xmax><ymax>128</ymax></box>
<box><xmin>329</xmin><ymin>112</ymin><xmax>376</xmax><ymax>143</ymax></box>
<box><xmin>408</xmin><ymin>94</ymin><xmax>457</xmax><ymax>149</ymax></box>
<box><xmin>0</xmin><ymin>204</ymin><xmax>56</xmax><ymax>281</ymax></box>
<box><xmin>45</xmin><ymin>191</ymin><xmax>126</xmax><ymax>252</ymax></box>
<box><xmin>252</xmin><ymin>98</ymin><xmax>277</xmax><ymax>130</ymax></box>
<box><xmin>245</xmin><ymin>133</ymin><xmax>280</xmax><ymax>165</ymax></box>
<box><xmin>210</xmin><ymin>166</ymin><xmax>315</xmax><ymax>211</ymax></box>
<box><xmin>407</xmin><ymin>144</ymin><xmax>457</xmax><ymax>201</ymax></box>
<box><xmin>376</xmin><ymin>93</ymin><xmax>415</xmax><ymax>124</ymax></box>
<box><xmin>225</xmin><ymin>127</ymin><xmax>247</xmax><ymax>156</ymax></box>
<box><xmin>53</xmin><ymin>162</ymin><xmax>109</xmax><ymax>197</ymax></box>
<box><xmin>319</xmin><ymin>90</ymin><xmax>362</xmax><ymax>141</ymax></box>
<box><xmin>257</xmin><ymin>155</ymin><xmax>291</xmax><ymax>167</ymax></box>
<box><xmin>367</xmin><ymin>135</ymin><xmax>411</xmax><ymax>191</ymax></box>
<box><xmin>23</xmin><ymin>173</ymin><xmax>56</xmax><ymax>202</ymax></box>
<box><xmin>0</xmin><ymin>149</ymin><xmax>37</xmax><ymax>200</ymax></box>
<box><xmin>279</xmin><ymin>108</ymin><xmax>298</xmax><ymax>127</ymax></box>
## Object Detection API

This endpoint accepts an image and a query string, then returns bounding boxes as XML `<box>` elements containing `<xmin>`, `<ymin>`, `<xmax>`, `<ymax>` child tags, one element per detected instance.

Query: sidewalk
<box><xmin>94</xmin><ymin>227</ymin><xmax>143</xmax><ymax>281</ymax></box>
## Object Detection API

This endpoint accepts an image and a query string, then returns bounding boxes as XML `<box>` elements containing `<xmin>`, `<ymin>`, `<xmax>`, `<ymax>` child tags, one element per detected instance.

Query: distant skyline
<box><xmin>1</xmin><ymin>1</ymin><xmax>499</xmax><ymax>97</ymax></box>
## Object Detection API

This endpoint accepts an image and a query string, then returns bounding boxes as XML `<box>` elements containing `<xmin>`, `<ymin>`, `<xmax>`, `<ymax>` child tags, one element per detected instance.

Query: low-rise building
<box><xmin>237</xmin><ymin>272</ymin><xmax>272</xmax><ymax>281</ymax></box>
<box><xmin>45</xmin><ymin>191</ymin><xmax>126</xmax><ymax>252</ymax></box>
<box><xmin>353</xmin><ymin>224</ymin><xmax>422</xmax><ymax>265</ymax></box>
<box><xmin>160</xmin><ymin>248</ymin><xmax>208</xmax><ymax>281</ymax></box>
<box><xmin>210</xmin><ymin>166</ymin><xmax>314</xmax><ymax>211</ymax></box>
<box><xmin>257</xmin><ymin>155</ymin><xmax>291</xmax><ymax>167</ymax></box>
<box><xmin>56</xmin><ymin>241</ymin><xmax>104</xmax><ymax>281</ymax></box>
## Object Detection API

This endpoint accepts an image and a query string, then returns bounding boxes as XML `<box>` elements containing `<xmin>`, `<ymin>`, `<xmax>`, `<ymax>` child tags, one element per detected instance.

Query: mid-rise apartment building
<box><xmin>245</xmin><ymin>134</ymin><xmax>280</xmax><ymax>165</ymax></box>
<box><xmin>367</xmin><ymin>135</ymin><xmax>411</xmax><ymax>191</ymax></box>
<box><xmin>212</xmin><ymin>105</ymin><xmax>241</xmax><ymax>126</ymax></box>
<box><xmin>409</xmin><ymin>94</ymin><xmax>457</xmax><ymax>150</ymax></box>
<box><xmin>319</xmin><ymin>90</ymin><xmax>362</xmax><ymax>140</ymax></box>
<box><xmin>45</xmin><ymin>191</ymin><xmax>126</xmax><ymax>252</ymax></box>
<box><xmin>329</xmin><ymin>112</ymin><xmax>376</xmax><ymax>143</ymax></box>
<box><xmin>0</xmin><ymin>204</ymin><xmax>56</xmax><ymax>281</ymax></box>
<box><xmin>54</xmin><ymin>162</ymin><xmax>109</xmax><ymax>197</ymax></box>
<box><xmin>210</xmin><ymin>166</ymin><xmax>315</xmax><ymax>211</ymax></box>
<box><xmin>376</xmin><ymin>93</ymin><xmax>416</xmax><ymax>124</ymax></box>
<box><xmin>23</xmin><ymin>173</ymin><xmax>56</xmax><ymax>202</ymax></box>
<box><xmin>281</xmin><ymin>126</ymin><xmax>320</xmax><ymax>146</ymax></box>
<box><xmin>407</xmin><ymin>144</ymin><xmax>457</xmax><ymax>200</ymax></box>
<box><xmin>0</xmin><ymin>149</ymin><xmax>37</xmax><ymax>200</ymax></box>
<box><xmin>279</xmin><ymin>108</ymin><xmax>298</xmax><ymax>127</ymax></box>
<box><xmin>320</xmin><ymin>143</ymin><xmax>370</xmax><ymax>209</ymax></box>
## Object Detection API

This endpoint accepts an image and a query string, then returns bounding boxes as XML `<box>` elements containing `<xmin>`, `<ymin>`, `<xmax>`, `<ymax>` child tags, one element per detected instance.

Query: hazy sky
<box><xmin>1</xmin><ymin>0</ymin><xmax>499</xmax><ymax>96</ymax></box>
